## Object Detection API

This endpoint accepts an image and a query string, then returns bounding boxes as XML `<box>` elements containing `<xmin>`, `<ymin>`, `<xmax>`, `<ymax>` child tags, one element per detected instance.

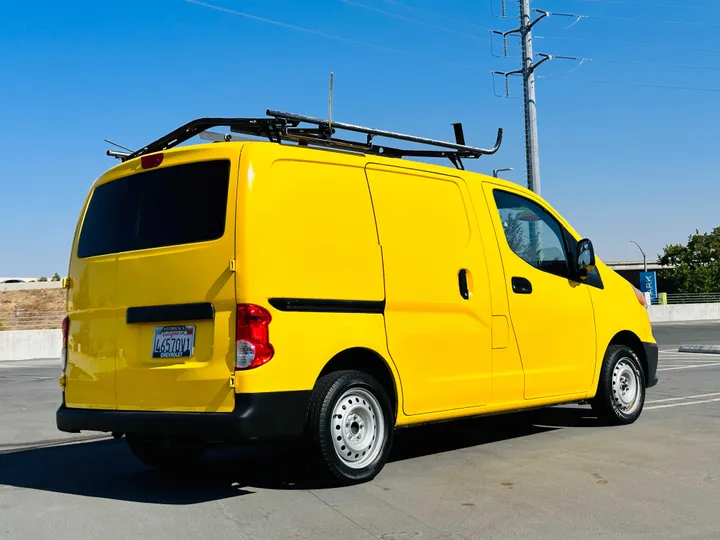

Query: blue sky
<box><xmin>1</xmin><ymin>0</ymin><xmax>719</xmax><ymax>276</ymax></box>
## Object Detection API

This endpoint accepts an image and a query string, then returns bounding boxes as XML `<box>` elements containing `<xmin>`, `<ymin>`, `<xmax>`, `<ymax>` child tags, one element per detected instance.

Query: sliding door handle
<box><xmin>458</xmin><ymin>269</ymin><xmax>470</xmax><ymax>300</ymax></box>
<box><xmin>511</xmin><ymin>276</ymin><xmax>532</xmax><ymax>295</ymax></box>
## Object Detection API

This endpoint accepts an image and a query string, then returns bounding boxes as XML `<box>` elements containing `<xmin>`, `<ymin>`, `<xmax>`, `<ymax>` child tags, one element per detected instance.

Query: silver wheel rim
<box><xmin>612</xmin><ymin>358</ymin><xmax>642</xmax><ymax>414</ymax></box>
<box><xmin>331</xmin><ymin>387</ymin><xmax>385</xmax><ymax>469</ymax></box>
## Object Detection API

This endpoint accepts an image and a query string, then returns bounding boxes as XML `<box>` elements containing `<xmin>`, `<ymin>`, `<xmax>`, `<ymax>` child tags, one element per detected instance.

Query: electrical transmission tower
<box><xmin>493</xmin><ymin>1</ymin><xmax>550</xmax><ymax>195</ymax></box>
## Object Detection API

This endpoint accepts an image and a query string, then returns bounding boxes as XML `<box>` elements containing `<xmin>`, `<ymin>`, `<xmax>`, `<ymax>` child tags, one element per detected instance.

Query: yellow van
<box><xmin>57</xmin><ymin>110</ymin><xmax>658</xmax><ymax>484</ymax></box>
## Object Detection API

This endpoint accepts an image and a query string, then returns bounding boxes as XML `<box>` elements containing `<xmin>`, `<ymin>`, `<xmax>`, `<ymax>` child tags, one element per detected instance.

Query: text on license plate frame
<box><xmin>152</xmin><ymin>325</ymin><xmax>196</xmax><ymax>359</ymax></box>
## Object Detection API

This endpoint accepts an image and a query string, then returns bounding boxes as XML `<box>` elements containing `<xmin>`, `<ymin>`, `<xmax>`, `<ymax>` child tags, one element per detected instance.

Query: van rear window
<box><xmin>78</xmin><ymin>160</ymin><xmax>230</xmax><ymax>258</ymax></box>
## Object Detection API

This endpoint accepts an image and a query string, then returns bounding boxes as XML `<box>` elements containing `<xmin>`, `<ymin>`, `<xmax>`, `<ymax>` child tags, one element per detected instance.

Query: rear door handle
<box><xmin>511</xmin><ymin>277</ymin><xmax>532</xmax><ymax>295</ymax></box>
<box><xmin>458</xmin><ymin>269</ymin><xmax>470</xmax><ymax>300</ymax></box>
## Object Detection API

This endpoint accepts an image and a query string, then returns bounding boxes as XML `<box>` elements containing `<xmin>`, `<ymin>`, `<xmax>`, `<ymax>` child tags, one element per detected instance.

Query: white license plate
<box><xmin>152</xmin><ymin>325</ymin><xmax>195</xmax><ymax>359</ymax></box>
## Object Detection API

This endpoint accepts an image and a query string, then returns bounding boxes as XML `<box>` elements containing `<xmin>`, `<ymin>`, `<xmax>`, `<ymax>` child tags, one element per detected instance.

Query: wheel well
<box><xmin>318</xmin><ymin>348</ymin><xmax>398</xmax><ymax>418</ymax></box>
<box><xmin>609</xmin><ymin>331</ymin><xmax>648</xmax><ymax>383</ymax></box>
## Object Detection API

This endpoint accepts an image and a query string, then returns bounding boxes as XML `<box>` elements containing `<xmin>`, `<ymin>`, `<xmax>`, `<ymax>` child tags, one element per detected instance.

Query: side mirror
<box><xmin>577</xmin><ymin>238</ymin><xmax>596</xmax><ymax>278</ymax></box>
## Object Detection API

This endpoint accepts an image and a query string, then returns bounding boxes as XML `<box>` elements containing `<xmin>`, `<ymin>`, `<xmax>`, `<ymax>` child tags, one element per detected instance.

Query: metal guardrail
<box><xmin>651</xmin><ymin>293</ymin><xmax>720</xmax><ymax>305</ymax></box>
<box><xmin>0</xmin><ymin>310</ymin><xmax>65</xmax><ymax>331</ymax></box>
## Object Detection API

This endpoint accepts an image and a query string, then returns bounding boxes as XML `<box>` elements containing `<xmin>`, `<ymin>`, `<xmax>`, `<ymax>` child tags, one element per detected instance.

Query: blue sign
<box><xmin>640</xmin><ymin>271</ymin><xmax>658</xmax><ymax>299</ymax></box>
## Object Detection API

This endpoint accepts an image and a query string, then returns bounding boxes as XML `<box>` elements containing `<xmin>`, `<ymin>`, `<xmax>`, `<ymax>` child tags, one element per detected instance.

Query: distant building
<box><xmin>604</xmin><ymin>261</ymin><xmax>672</xmax><ymax>292</ymax></box>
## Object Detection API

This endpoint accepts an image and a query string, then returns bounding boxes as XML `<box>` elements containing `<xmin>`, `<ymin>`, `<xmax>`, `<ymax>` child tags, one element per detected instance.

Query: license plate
<box><xmin>152</xmin><ymin>325</ymin><xmax>195</xmax><ymax>359</ymax></box>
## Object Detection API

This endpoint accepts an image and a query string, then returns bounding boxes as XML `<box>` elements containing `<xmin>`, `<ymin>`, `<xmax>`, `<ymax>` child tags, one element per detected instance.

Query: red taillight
<box><xmin>61</xmin><ymin>316</ymin><xmax>69</xmax><ymax>371</ymax></box>
<box><xmin>235</xmin><ymin>304</ymin><xmax>274</xmax><ymax>370</ymax></box>
<box><xmin>141</xmin><ymin>152</ymin><xmax>164</xmax><ymax>169</ymax></box>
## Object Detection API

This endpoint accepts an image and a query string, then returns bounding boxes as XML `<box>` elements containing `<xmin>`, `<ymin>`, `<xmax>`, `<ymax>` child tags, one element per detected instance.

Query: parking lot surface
<box><xmin>1</xmin><ymin>323</ymin><xmax>719</xmax><ymax>540</ymax></box>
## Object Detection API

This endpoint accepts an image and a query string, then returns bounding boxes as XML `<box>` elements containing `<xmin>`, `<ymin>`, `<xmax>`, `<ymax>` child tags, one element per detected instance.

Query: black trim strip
<box><xmin>126</xmin><ymin>302</ymin><xmax>215</xmax><ymax>324</ymax></box>
<box><xmin>269</xmin><ymin>298</ymin><xmax>385</xmax><ymax>314</ymax></box>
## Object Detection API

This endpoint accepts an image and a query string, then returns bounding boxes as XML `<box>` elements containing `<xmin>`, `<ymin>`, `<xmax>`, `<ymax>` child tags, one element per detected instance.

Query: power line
<box><xmin>535</xmin><ymin>7</ymin><xmax>720</xmax><ymax>29</ymax></box>
<box><xmin>538</xmin><ymin>74</ymin><xmax>720</xmax><ymax>93</ymax></box>
<box><xmin>537</xmin><ymin>52</ymin><xmax>720</xmax><ymax>73</ymax></box>
<box><xmin>535</xmin><ymin>35</ymin><xmax>720</xmax><ymax>55</ymax></box>
<box><xmin>544</xmin><ymin>0</ymin><xmax>720</xmax><ymax>13</ymax></box>
<box><xmin>339</xmin><ymin>0</ymin><xmax>488</xmax><ymax>41</ymax></box>
<box><xmin>378</xmin><ymin>0</ymin><xmax>491</xmax><ymax>31</ymax></box>
<box><xmin>186</xmin><ymin>0</ymin><xmax>493</xmax><ymax>72</ymax></box>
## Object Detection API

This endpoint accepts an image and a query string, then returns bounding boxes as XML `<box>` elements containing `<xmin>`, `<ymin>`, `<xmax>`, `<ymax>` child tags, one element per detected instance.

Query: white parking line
<box><xmin>658</xmin><ymin>362</ymin><xmax>720</xmax><ymax>371</ymax></box>
<box><xmin>660</xmin><ymin>354</ymin><xmax>719</xmax><ymax>359</ymax></box>
<box><xmin>660</xmin><ymin>352</ymin><xmax>716</xmax><ymax>358</ymax></box>
<box><xmin>647</xmin><ymin>392</ymin><xmax>720</xmax><ymax>404</ymax></box>
<box><xmin>646</xmin><ymin>397</ymin><xmax>720</xmax><ymax>410</ymax></box>
<box><xmin>660</xmin><ymin>359</ymin><xmax>720</xmax><ymax>365</ymax></box>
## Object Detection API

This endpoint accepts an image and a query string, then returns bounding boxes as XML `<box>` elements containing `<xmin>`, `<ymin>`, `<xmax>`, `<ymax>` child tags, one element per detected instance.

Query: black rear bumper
<box><xmin>57</xmin><ymin>391</ymin><xmax>311</xmax><ymax>442</ymax></box>
<box><xmin>643</xmin><ymin>342</ymin><xmax>659</xmax><ymax>388</ymax></box>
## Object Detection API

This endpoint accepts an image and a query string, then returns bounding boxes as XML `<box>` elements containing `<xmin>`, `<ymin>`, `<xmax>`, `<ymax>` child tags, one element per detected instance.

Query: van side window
<box><xmin>493</xmin><ymin>190</ymin><xmax>569</xmax><ymax>279</ymax></box>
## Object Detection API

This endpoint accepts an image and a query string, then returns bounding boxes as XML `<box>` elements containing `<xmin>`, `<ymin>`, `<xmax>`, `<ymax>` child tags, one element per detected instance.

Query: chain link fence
<box><xmin>0</xmin><ymin>310</ymin><xmax>66</xmax><ymax>331</ymax></box>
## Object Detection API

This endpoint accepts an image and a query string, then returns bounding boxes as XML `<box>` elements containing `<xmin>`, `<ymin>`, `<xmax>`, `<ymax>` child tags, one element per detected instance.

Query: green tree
<box><xmin>51</xmin><ymin>273</ymin><xmax>61</xmax><ymax>281</ymax></box>
<box><xmin>502</xmin><ymin>213</ymin><xmax>539</xmax><ymax>262</ymax></box>
<box><xmin>37</xmin><ymin>276</ymin><xmax>48</xmax><ymax>282</ymax></box>
<box><xmin>659</xmin><ymin>226</ymin><xmax>720</xmax><ymax>293</ymax></box>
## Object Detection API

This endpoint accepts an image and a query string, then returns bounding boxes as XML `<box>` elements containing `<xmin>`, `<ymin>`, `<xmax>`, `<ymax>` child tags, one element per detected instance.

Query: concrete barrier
<box><xmin>0</xmin><ymin>329</ymin><xmax>62</xmax><ymax>361</ymax></box>
<box><xmin>648</xmin><ymin>303</ymin><xmax>720</xmax><ymax>323</ymax></box>
<box><xmin>1</xmin><ymin>305</ymin><xmax>716</xmax><ymax>360</ymax></box>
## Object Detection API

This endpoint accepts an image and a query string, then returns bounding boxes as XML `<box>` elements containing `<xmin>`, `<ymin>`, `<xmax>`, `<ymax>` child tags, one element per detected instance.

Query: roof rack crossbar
<box><xmin>117</xmin><ymin>110</ymin><xmax>503</xmax><ymax>169</ymax></box>
<box><xmin>267</xmin><ymin>110</ymin><xmax>502</xmax><ymax>156</ymax></box>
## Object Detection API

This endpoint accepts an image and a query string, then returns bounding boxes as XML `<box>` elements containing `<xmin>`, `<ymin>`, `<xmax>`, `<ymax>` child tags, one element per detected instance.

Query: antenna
<box><xmin>328</xmin><ymin>72</ymin><xmax>334</xmax><ymax>132</ymax></box>
<box><xmin>104</xmin><ymin>139</ymin><xmax>134</xmax><ymax>153</ymax></box>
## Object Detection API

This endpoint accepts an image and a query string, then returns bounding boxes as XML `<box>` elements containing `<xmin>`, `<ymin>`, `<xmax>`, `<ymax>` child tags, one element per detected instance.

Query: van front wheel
<box><xmin>308</xmin><ymin>370</ymin><xmax>394</xmax><ymax>485</ymax></box>
<box><xmin>125</xmin><ymin>434</ymin><xmax>205</xmax><ymax>469</ymax></box>
<box><xmin>591</xmin><ymin>345</ymin><xmax>646</xmax><ymax>425</ymax></box>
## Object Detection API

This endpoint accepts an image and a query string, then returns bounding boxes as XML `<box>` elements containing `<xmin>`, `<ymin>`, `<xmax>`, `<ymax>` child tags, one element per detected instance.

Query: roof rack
<box><xmin>115</xmin><ymin>109</ymin><xmax>503</xmax><ymax>170</ymax></box>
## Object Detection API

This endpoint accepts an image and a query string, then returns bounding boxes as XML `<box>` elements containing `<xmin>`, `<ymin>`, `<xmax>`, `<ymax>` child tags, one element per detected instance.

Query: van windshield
<box><xmin>77</xmin><ymin>160</ymin><xmax>230</xmax><ymax>258</ymax></box>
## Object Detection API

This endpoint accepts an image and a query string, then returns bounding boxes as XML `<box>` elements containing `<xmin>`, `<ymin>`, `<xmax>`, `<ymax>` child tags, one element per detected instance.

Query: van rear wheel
<box><xmin>125</xmin><ymin>434</ymin><xmax>205</xmax><ymax>469</ymax></box>
<box><xmin>307</xmin><ymin>370</ymin><xmax>394</xmax><ymax>485</ymax></box>
<box><xmin>591</xmin><ymin>345</ymin><xmax>646</xmax><ymax>425</ymax></box>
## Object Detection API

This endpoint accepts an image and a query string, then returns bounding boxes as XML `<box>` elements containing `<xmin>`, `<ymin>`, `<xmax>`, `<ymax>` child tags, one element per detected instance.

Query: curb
<box><xmin>678</xmin><ymin>345</ymin><xmax>720</xmax><ymax>355</ymax></box>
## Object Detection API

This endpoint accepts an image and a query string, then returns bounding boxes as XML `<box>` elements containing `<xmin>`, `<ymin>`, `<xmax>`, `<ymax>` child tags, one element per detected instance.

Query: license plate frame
<box><xmin>152</xmin><ymin>325</ymin><xmax>196</xmax><ymax>359</ymax></box>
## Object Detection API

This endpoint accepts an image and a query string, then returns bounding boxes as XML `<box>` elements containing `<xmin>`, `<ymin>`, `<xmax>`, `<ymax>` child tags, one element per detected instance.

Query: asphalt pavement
<box><xmin>653</xmin><ymin>320</ymin><xmax>720</xmax><ymax>350</ymax></box>
<box><xmin>1</xmin><ymin>322</ymin><xmax>719</xmax><ymax>540</ymax></box>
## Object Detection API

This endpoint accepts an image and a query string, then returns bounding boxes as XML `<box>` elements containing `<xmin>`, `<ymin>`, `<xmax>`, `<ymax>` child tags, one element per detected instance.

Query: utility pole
<box><xmin>520</xmin><ymin>0</ymin><xmax>541</xmax><ymax>195</ymax></box>
<box><xmin>493</xmin><ymin>2</ymin><xmax>550</xmax><ymax>195</ymax></box>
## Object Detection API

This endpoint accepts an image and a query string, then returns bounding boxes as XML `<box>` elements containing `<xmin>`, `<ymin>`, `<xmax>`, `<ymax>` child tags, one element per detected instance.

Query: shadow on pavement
<box><xmin>0</xmin><ymin>405</ymin><xmax>598</xmax><ymax>504</ymax></box>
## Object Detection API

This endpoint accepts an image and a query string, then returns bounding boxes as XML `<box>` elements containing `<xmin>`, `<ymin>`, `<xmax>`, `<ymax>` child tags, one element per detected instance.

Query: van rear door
<box><xmin>65</xmin><ymin>212</ymin><xmax>120</xmax><ymax>410</ymax></box>
<box><xmin>107</xmin><ymin>150</ymin><xmax>239</xmax><ymax>412</ymax></box>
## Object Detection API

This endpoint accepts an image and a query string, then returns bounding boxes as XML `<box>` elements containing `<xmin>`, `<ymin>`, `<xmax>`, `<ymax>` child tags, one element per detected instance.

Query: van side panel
<box><xmin>365</xmin><ymin>164</ymin><xmax>492</xmax><ymax>416</ymax></box>
<box><xmin>242</xmin><ymin>154</ymin><xmax>384</xmax><ymax>302</ymax></box>
<box><xmin>235</xmin><ymin>146</ymin><xmax>393</xmax><ymax>394</ymax></box>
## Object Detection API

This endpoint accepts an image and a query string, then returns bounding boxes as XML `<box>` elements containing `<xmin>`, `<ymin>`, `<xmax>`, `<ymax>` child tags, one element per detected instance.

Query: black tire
<box><xmin>591</xmin><ymin>345</ymin><xmax>646</xmax><ymax>425</ymax></box>
<box><xmin>125</xmin><ymin>434</ymin><xmax>205</xmax><ymax>469</ymax></box>
<box><xmin>307</xmin><ymin>370</ymin><xmax>394</xmax><ymax>485</ymax></box>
